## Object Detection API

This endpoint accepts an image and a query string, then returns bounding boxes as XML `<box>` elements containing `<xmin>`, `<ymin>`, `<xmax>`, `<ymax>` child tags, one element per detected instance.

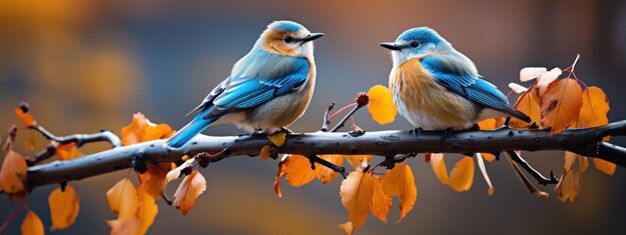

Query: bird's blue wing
<box><xmin>206</xmin><ymin>58</ymin><xmax>310</xmax><ymax>118</ymax></box>
<box><xmin>421</xmin><ymin>54</ymin><xmax>510</xmax><ymax>111</ymax></box>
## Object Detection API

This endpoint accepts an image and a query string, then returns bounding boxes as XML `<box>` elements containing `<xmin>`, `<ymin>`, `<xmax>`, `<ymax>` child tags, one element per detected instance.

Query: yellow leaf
<box><xmin>340</xmin><ymin>172</ymin><xmax>374</xmax><ymax>230</ymax></box>
<box><xmin>317</xmin><ymin>155</ymin><xmax>343</xmax><ymax>184</ymax></box>
<box><xmin>21</xmin><ymin>210</ymin><xmax>44</xmax><ymax>235</ymax></box>
<box><xmin>107</xmin><ymin>218</ymin><xmax>139</xmax><ymax>235</ymax></box>
<box><xmin>510</xmin><ymin>87</ymin><xmax>541</xmax><ymax>128</ymax></box>
<box><xmin>476</xmin><ymin>118</ymin><xmax>503</xmax><ymax>162</ymax></box>
<box><xmin>121</xmin><ymin>113</ymin><xmax>175</xmax><ymax>145</ymax></box>
<box><xmin>345</xmin><ymin>155</ymin><xmax>372</xmax><ymax>171</ymax></box>
<box><xmin>555</xmin><ymin>169</ymin><xmax>581</xmax><ymax>203</ymax></box>
<box><xmin>381</xmin><ymin>163</ymin><xmax>417</xmax><ymax>222</ymax></box>
<box><xmin>371</xmin><ymin>176</ymin><xmax>391</xmax><ymax>223</ymax></box>
<box><xmin>56</xmin><ymin>143</ymin><xmax>82</xmax><ymax>160</ymax></box>
<box><xmin>429</xmin><ymin>153</ymin><xmax>449</xmax><ymax>183</ymax></box>
<box><xmin>563</xmin><ymin>151</ymin><xmax>576</xmax><ymax>171</ymax></box>
<box><xmin>136</xmin><ymin>186</ymin><xmax>158</xmax><ymax>235</ymax></box>
<box><xmin>578</xmin><ymin>87</ymin><xmax>609</xmax><ymax>128</ymax></box>
<box><xmin>173</xmin><ymin>171</ymin><xmax>206</xmax><ymax>215</ymax></box>
<box><xmin>268</xmin><ymin>132</ymin><xmax>286</xmax><ymax>147</ymax></box>
<box><xmin>48</xmin><ymin>184</ymin><xmax>80</xmax><ymax>230</ymax></box>
<box><xmin>578</xmin><ymin>156</ymin><xmax>589</xmax><ymax>175</ymax></box>
<box><xmin>447</xmin><ymin>157</ymin><xmax>475</xmax><ymax>192</ymax></box>
<box><xmin>137</xmin><ymin>163</ymin><xmax>173</xmax><ymax>199</ymax></box>
<box><xmin>260</xmin><ymin>145</ymin><xmax>271</xmax><ymax>160</ymax></box>
<box><xmin>283</xmin><ymin>155</ymin><xmax>317</xmax><ymax>187</ymax></box>
<box><xmin>367</xmin><ymin>85</ymin><xmax>397</xmax><ymax>125</ymax></box>
<box><xmin>106</xmin><ymin>178</ymin><xmax>138</xmax><ymax>223</ymax></box>
<box><xmin>0</xmin><ymin>150</ymin><xmax>27</xmax><ymax>199</ymax></box>
<box><xmin>593</xmin><ymin>158</ymin><xmax>616</xmax><ymax>175</ymax></box>
<box><xmin>540</xmin><ymin>78</ymin><xmax>583</xmax><ymax>134</ymax></box>
<box><xmin>337</xmin><ymin>222</ymin><xmax>354</xmax><ymax>235</ymax></box>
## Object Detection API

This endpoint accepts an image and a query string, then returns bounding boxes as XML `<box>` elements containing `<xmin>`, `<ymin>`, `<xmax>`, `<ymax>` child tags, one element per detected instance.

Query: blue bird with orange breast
<box><xmin>379</xmin><ymin>27</ymin><xmax>530</xmax><ymax>134</ymax></box>
<box><xmin>165</xmin><ymin>21</ymin><xmax>324</xmax><ymax>149</ymax></box>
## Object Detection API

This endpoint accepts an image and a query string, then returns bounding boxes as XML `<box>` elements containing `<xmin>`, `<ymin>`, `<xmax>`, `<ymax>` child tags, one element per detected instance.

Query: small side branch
<box><xmin>32</xmin><ymin>126</ymin><xmax>122</xmax><ymax>148</ymax></box>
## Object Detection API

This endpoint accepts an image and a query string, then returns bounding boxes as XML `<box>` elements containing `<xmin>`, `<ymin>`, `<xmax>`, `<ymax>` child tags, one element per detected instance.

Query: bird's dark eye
<box><xmin>283</xmin><ymin>36</ymin><xmax>295</xmax><ymax>43</ymax></box>
<box><xmin>410</xmin><ymin>41</ymin><xmax>420</xmax><ymax>48</ymax></box>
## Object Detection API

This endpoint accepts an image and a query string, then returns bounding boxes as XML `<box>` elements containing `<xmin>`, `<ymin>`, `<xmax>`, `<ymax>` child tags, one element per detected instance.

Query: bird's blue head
<box><xmin>379</xmin><ymin>27</ymin><xmax>451</xmax><ymax>65</ymax></box>
<box><xmin>256</xmin><ymin>20</ymin><xmax>324</xmax><ymax>58</ymax></box>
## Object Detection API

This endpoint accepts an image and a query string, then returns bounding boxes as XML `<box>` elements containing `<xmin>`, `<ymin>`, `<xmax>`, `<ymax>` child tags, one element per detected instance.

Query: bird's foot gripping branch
<box><xmin>1</xmin><ymin>57</ymin><xmax>625</xmax><ymax>234</ymax></box>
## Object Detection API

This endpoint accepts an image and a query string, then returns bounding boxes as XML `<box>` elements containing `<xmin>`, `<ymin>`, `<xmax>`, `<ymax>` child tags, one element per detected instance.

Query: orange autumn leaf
<box><xmin>0</xmin><ymin>150</ymin><xmax>27</xmax><ymax>197</ymax></box>
<box><xmin>48</xmin><ymin>184</ymin><xmax>80</xmax><ymax>230</ymax></box>
<box><xmin>381</xmin><ymin>163</ymin><xmax>417</xmax><ymax>222</ymax></box>
<box><xmin>430</xmin><ymin>154</ymin><xmax>475</xmax><ymax>192</ymax></box>
<box><xmin>121</xmin><ymin>113</ymin><xmax>175</xmax><ymax>146</ymax></box>
<box><xmin>510</xmin><ymin>87</ymin><xmax>541</xmax><ymax>128</ymax></box>
<box><xmin>268</xmin><ymin>132</ymin><xmax>286</xmax><ymax>147</ymax></box>
<box><xmin>136</xmin><ymin>187</ymin><xmax>158</xmax><ymax>235</ymax></box>
<box><xmin>371</xmin><ymin>176</ymin><xmax>392</xmax><ymax>223</ymax></box>
<box><xmin>593</xmin><ymin>159</ymin><xmax>616</xmax><ymax>176</ymax></box>
<box><xmin>283</xmin><ymin>154</ymin><xmax>317</xmax><ymax>187</ymax></box>
<box><xmin>107</xmin><ymin>218</ymin><xmax>140</xmax><ymax>235</ymax></box>
<box><xmin>273</xmin><ymin>161</ymin><xmax>287</xmax><ymax>198</ymax></box>
<box><xmin>56</xmin><ymin>143</ymin><xmax>82</xmax><ymax>160</ymax></box>
<box><xmin>106</xmin><ymin>178</ymin><xmax>139</xmax><ymax>223</ymax></box>
<box><xmin>476</xmin><ymin>118</ymin><xmax>504</xmax><ymax>162</ymax></box>
<box><xmin>260</xmin><ymin>145</ymin><xmax>271</xmax><ymax>160</ymax></box>
<box><xmin>555</xmin><ymin>168</ymin><xmax>581</xmax><ymax>203</ymax></box>
<box><xmin>345</xmin><ymin>155</ymin><xmax>372</xmax><ymax>171</ymax></box>
<box><xmin>337</xmin><ymin>221</ymin><xmax>355</xmax><ymax>235</ymax></box>
<box><xmin>578</xmin><ymin>86</ymin><xmax>609</xmax><ymax>128</ymax></box>
<box><xmin>137</xmin><ymin>163</ymin><xmax>173</xmax><ymax>199</ymax></box>
<box><xmin>15</xmin><ymin>107</ymin><xmax>35</xmax><ymax>127</ymax></box>
<box><xmin>21</xmin><ymin>210</ymin><xmax>44</xmax><ymax>235</ymax></box>
<box><xmin>367</xmin><ymin>85</ymin><xmax>397</xmax><ymax>125</ymax></box>
<box><xmin>317</xmin><ymin>155</ymin><xmax>343</xmax><ymax>184</ymax></box>
<box><xmin>339</xmin><ymin>172</ymin><xmax>375</xmax><ymax>231</ymax></box>
<box><xmin>448</xmin><ymin>157</ymin><xmax>475</xmax><ymax>192</ymax></box>
<box><xmin>540</xmin><ymin>78</ymin><xmax>583</xmax><ymax>134</ymax></box>
<box><xmin>173</xmin><ymin>171</ymin><xmax>206</xmax><ymax>215</ymax></box>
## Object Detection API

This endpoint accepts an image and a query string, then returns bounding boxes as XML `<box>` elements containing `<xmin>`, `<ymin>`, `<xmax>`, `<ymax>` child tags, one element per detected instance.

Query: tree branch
<box><xmin>23</xmin><ymin>120</ymin><xmax>626</xmax><ymax>192</ymax></box>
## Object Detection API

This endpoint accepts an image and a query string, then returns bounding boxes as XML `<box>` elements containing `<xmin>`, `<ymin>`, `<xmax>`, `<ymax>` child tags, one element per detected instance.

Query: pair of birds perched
<box><xmin>165</xmin><ymin>20</ymin><xmax>529</xmax><ymax>149</ymax></box>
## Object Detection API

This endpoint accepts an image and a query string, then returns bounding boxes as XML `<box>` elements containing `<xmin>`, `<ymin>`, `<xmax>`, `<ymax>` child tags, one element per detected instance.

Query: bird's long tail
<box><xmin>165</xmin><ymin>107</ymin><xmax>218</xmax><ymax>149</ymax></box>
<box><xmin>504</xmin><ymin>107</ymin><xmax>531</xmax><ymax>123</ymax></box>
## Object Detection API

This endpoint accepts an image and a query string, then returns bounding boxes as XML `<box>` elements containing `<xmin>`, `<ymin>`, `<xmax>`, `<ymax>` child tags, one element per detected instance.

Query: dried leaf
<box><xmin>510</xmin><ymin>87</ymin><xmax>541</xmax><ymax>128</ymax></box>
<box><xmin>382</xmin><ymin>163</ymin><xmax>417</xmax><ymax>222</ymax></box>
<box><xmin>367</xmin><ymin>85</ymin><xmax>397</xmax><ymax>125</ymax></box>
<box><xmin>21</xmin><ymin>210</ymin><xmax>44</xmax><ymax>235</ymax></box>
<box><xmin>593</xmin><ymin>159</ymin><xmax>616</xmax><ymax>175</ymax></box>
<box><xmin>173</xmin><ymin>171</ymin><xmax>206</xmax><ymax>215</ymax></box>
<box><xmin>121</xmin><ymin>113</ymin><xmax>175</xmax><ymax>146</ymax></box>
<box><xmin>555</xmin><ymin>169</ymin><xmax>581</xmax><ymax>203</ymax></box>
<box><xmin>273</xmin><ymin>161</ymin><xmax>287</xmax><ymax>198</ymax></box>
<box><xmin>15</xmin><ymin>108</ymin><xmax>35</xmax><ymax>127</ymax></box>
<box><xmin>371</xmin><ymin>176</ymin><xmax>392</xmax><ymax>223</ymax></box>
<box><xmin>340</xmin><ymin>172</ymin><xmax>374</xmax><ymax>230</ymax></box>
<box><xmin>0</xmin><ymin>150</ymin><xmax>27</xmax><ymax>197</ymax></box>
<box><xmin>345</xmin><ymin>155</ymin><xmax>372</xmax><ymax>171</ymax></box>
<box><xmin>260</xmin><ymin>145</ymin><xmax>271</xmax><ymax>160</ymax></box>
<box><xmin>283</xmin><ymin>155</ymin><xmax>317</xmax><ymax>187</ymax></box>
<box><xmin>578</xmin><ymin>86</ymin><xmax>609</xmax><ymax>128</ymax></box>
<box><xmin>268</xmin><ymin>132</ymin><xmax>287</xmax><ymax>147</ymax></box>
<box><xmin>536</xmin><ymin>67</ymin><xmax>562</xmax><ymax>95</ymax></box>
<box><xmin>509</xmin><ymin>83</ymin><xmax>529</xmax><ymax>94</ymax></box>
<box><xmin>48</xmin><ymin>184</ymin><xmax>80</xmax><ymax>230</ymax></box>
<box><xmin>56</xmin><ymin>143</ymin><xmax>82</xmax><ymax>160</ymax></box>
<box><xmin>429</xmin><ymin>153</ymin><xmax>449</xmax><ymax>183</ymax></box>
<box><xmin>107</xmin><ymin>218</ymin><xmax>139</xmax><ymax>235</ymax></box>
<box><xmin>520</xmin><ymin>67</ymin><xmax>547</xmax><ymax>82</ymax></box>
<box><xmin>136</xmin><ymin>186</ymin><xmax>158</xmax><ymax>235</ymax></box>
<box><xmin>337</xmin><ymin>222</ymin><xmax>354</xmax><ymax>235</ymax></box>
<box><xmin>476</xmin><ymin>153</ymin><xmax>494</xmax><ymax>196</ymax></box>
<box><xmin>447</xmin><ymin>157</ymin><xmax>475</xmax><ymax>192</ymax></box>
<box><xmin>166</xmin><ymin>157</ymin><xmax>195</xmax><ymax>183</ymax></box>
<box><xmin>540</xmin><ymin>78</ymin><xmax>583</xmax><ymax>134</ymax></box>
<box><xmin>317</xmin><ymin>155</ymin><xmax>343</xmax><ymax>184</ymax></box>
<box><xmin>138</xmin><ymin>163</ymin><xmax>173</xmax><ymax>199</ymax></box>
<box><xmin>106</xmin><ymin>178</ymin><xmax>138</xmax><ymax>223</ymax></box>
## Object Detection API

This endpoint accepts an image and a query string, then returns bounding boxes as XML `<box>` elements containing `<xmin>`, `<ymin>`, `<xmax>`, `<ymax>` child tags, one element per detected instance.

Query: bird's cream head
<box><xmin>257</xmin><ymin>20</ymin><xmax>324</xmax><ymax>58</ymax></box>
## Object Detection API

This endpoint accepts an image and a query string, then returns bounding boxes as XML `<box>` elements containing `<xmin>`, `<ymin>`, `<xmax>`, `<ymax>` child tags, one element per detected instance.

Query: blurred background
<box><xmin>1</xmin><ymin>0</ymin><xmax>625</xmax><ymax>234</ymax></box>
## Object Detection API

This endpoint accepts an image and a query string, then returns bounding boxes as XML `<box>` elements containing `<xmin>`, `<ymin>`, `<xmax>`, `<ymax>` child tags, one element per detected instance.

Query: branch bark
<box><xmin>23</xmin><ymin>120</ymin><xmax>626</xmax><ymax>192</ymax></box>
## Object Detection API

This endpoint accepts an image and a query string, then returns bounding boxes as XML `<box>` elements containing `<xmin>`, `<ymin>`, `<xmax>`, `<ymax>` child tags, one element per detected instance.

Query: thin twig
<box><xmin>320</xmin><ymin>103</ymin><xmax>335</xmax><ymax>132</ymax></box>
<box><xmin>506</xmin><ymin>150</ymin><xmax>559</xmax><ymax>185</ymax></box>
<box><xmin>330</xmin><ymin>104</ymin><xmax>365</xmax><ymax>132</ymax></box>
<box><xmin>32</xmin><ymin>125</ymin><xmax>121</xmax><ymax>148</ymax></box>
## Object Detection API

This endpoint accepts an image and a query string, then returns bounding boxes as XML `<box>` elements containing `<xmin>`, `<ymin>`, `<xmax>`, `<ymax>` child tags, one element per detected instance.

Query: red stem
<box><xmin>328</xmin><ymin>103</ymin><xmax>357</xmax><ymax>121</ymax></box>
<box><xmin>0</xmin><ymin>197</ymin><xmax>27</xmax><ymax>234</ymax></box>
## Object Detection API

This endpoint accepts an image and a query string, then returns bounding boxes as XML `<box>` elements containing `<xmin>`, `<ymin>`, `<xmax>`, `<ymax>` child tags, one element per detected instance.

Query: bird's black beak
<box><xmin>379</xmin><ymin>42</ymin><xmax>401</xmax><ymax>51</ymax></box>
<box><xmin>301</xmin><ymin>33</ymin><xmax>324</xmax><ymax>44</ymax></box>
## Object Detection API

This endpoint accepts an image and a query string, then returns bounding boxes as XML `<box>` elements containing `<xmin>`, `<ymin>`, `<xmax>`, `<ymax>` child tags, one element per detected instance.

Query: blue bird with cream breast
<box><xmin>380</xmin><ymin>27</ymin><xmax>530</xmax><ymax>130</ymax></box>
<box><xmin>166</xmin><ymin>21</ymin><xmax>323</xmax><ymax>149</ymax></box>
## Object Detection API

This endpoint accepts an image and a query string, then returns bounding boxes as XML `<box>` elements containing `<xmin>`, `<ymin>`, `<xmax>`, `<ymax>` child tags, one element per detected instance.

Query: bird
<box><xmin>379</xmin><ymin>27</ymin><xmax>530</xmax><ymax>135</ymax></box>
<box><xmin>165</xmin><ymin>20</ymin><xmax>324</xmax><ymax>149</ymax></box>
